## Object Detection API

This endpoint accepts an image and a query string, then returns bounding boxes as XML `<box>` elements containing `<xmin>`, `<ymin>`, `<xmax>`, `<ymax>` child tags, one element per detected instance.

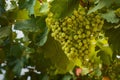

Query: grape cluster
<box><xmin>46</xmin><ymin>6</ymin><xmax>104</xmax><ymax>66</ymax></box>
<box><xmin>115</xmin><ymin>8</ymin><xmax>120</xmax><ymax>17</ymax></box>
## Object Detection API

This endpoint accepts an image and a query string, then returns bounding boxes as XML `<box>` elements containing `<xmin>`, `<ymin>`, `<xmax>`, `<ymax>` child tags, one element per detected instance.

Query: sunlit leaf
<box><xmin>16</xmin><ymin>9</ymin><xmax>30</xmax><ymax>20</ymax></box>
<box><xmin>102</xmin><ymin>10</ymin><xmax>119</xmax><ymax>23</ymax></box>
<box><xmin>39</xmin><ymin>2</ymin><xmax>50</xmax><ymax>15</ymax></box>
<box><xmin>88</xmin><ymin>0</ymin><xmax>113</xmax><ymax>14</ymax></box>
<box><xmin>34</xmin><ymin>0</ymin><xmax>41</xmax><ymax>16</ymax></box>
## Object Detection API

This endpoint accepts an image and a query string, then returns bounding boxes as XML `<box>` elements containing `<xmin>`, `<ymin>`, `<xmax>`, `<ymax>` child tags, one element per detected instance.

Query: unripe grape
<box><xmin>62</xmin><ymin>27</ymin><xmax>67</xmax><ymax>32</ymax></box>
<box><xmin>71</xmin><ymin>15</ymin><xmax>76</xmax><ymax>20</ymax></box>
<box><xmin>85</xmin><ymin>25</ymin><xmax>90</xmax><ymax>29</ymax></box>
<box><xmin>67</xmin><ymin>18</ymin><xmax>72</xmax><ymax>23</ymax></box>
<box><xmin>73</xmin><ymin>10</ymin><xmax>79</xmax><ymax>17</ymax></box>
<box><xmin>61</xmin><ymin>33</ymin><xmax>65</xmax><ymax>37</ymax></box>
<box><xmin>74</xmin><ymin>35</ymin><xmax>79</xmax><ymax>40</ymax></box>
<box><xmin>64</xmin><ymin>47</ymin><xmax>69</xmax><ymax>53</ymax></box>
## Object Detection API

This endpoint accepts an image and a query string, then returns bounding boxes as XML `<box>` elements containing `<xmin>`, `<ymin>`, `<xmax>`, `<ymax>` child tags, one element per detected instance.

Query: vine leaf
<box><xmin>42</xmin><ymin>35</ymin><xmax>75</xmax><ymax>74</ymax></box>
<box><xmin>18</xmin><ymin>0</ymin><xmax>36</xmax><ymax>15</ymax></box>
<box><xmin>35</xmin><ymin>27</ymin><xmax>48</xmax><ymax>46</ymax></box>
<box><xmin>105</xmin><ymin>27</ymin><xmax>120</xmax><ymax>52</ymax></box>
<box><xmin>39</xmin><ymin>2</ymin><xmax>50</xmax><ymax>15</ymax></box>
<box><xmin>0</xmin><ymin>16</ymin><xmax>9</xmax><ymax>26</ymax></box>
<box><xmin>0</xmin><ymin>26</ymin><xmax>11</xmax><ymax>39</ymax></box>
<box><xmin>15</xmin><ymin>19</ymin><xmax>40</xmax><ymax>32</ymax></box>
<box><xmin>50</xmin><ymin>0</ymin><xmax>79</xmax><ymax>18</ymax></box>
<box><xmin>115</xmin><ymin>0</ymin><xmax>120</xmax><ymax>4</ymax></box>
<box><xmin>0</xmin><ymin>0</ymin><xmax>5</xmax><ymax>16</ymax></box>
<box><xmin>14</xmin><ymin>16</ymin><xmax>46</xmax><ymax>32</ymax></box>
<box><xmin>34</xmin><ymin>0</ymin><xmax>41</xmax><ymax>16</ymax></box>
<box><xmin>15</xmin><ymin>16</ymin><xmax>48</xmax><ymax>46</ymax></box>
<box><xmin>7</xmin><ymin>44</ymin><xmax>26</xmax><ymax>76</ymax></box>
<box><xmin>0</xmin><ymin>48</ymin><xmax>5</xmax><ymax>63</ymax></box>
<box><xmin>16</xmin><ymin>9</ymin><xmax>30</xmax><ymax>20</ymax></box>
<box><xmin>62</xmin><ymin>75</ymin><xmax>72</xmax><ymax>80</ymax></box>
<box><xmin>88</xmin><ymin>0</ymin><xmax>113</xmax><ymax>14</ymax></box>
<box><xmin>30</xmin><ymin>50</ymin><xmax>52</xmax><ymax>73</ymax></box>
<box><xmin>97</xmin><ymin>47</ymin><xmax>113</xmax><ymax>66</ymax></box>
<box><xmin>102</xmin><ymin>10</ymin><xmax>119</xmax><ymax>23</ymax></box>
<box><xmin>96</xmin><ymin>38</ymin><xmax>113</xmax><ymax>66</ymax></box>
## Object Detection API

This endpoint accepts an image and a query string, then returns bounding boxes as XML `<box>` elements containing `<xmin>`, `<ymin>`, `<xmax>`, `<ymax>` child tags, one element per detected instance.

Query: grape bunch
<box><xmin>46</xmin><ymin>6</ymin><xmax>104</xmax><ymax>67</ymax></box>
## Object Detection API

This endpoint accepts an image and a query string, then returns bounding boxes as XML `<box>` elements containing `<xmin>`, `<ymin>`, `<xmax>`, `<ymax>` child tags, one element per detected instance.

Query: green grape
<box><xmin>78</xmin><ymin>41</ymin><xmax>82</xmax><ymax>47</ymax></box>
<box><xmin>60</xmin><ymin>33</ymin><xmax>66</xmax><ymax>37</ymax></box>
<box><xmin>71</xmin><ymin>15</ymin><xmax>76</xmax><ymax>20</ymax></box>
<box><xmin>85</xmin><ymin>25</ymin><xmax>90</xmax><ymax>29</ymax></box>
<box><xmin>86</xmin><ymin>30</ymin><xmax>91</xmax><ymax>37</ymax></box>
<box><xmin>73</xmin><ymin>10</ymin><xmax>79</xmax><ymax>17</ymax></box>
<box><xmin>64</xmin><ymin>47</ymin><xmax>69</xmax><ymax>53</ymax></box>
<box><xmin>82</xmin><ymin>33</ymin><xmax>86</xmax><ymax>38</ymax></box>
<box><xmin>74</xmin><ymin>35</ymin><xmax>79</xmax><ymax>40</ymax></box>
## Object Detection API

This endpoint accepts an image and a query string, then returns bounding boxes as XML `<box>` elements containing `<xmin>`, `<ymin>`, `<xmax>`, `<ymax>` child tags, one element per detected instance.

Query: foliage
<box><xmin>0</xmin><ymin>0</ymin><xmax>120</xmax><ymax>80</ymax></box>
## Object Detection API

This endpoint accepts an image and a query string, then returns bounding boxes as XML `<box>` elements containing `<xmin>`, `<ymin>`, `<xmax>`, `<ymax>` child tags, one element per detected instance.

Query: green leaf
<box><xmin>39</xmin><ymin>2</ymin><xmax>50</xmax><ymax>15</ymax></box>
<box><xmin>18</xmin><ymin>0</ymin><xmax>36</xmax><ymax>15</ymax></box>
<box><xmin>35</xmin><ymin>27</ymin><xmax>48</xmax><ymax>46</ymax></box>
<box><xmin>97</xmin><ymin>50</ymin><xmax>111</xmax><ymax>65</ymax></box>
<box><xmin>34</xmin><ymin>0</ymin><xmax>41</xmax><ymax>16</ymax></box>
<box><xmin>15</xmin><ymin>16</ymin><xmax>47</xmax><ymax>32</ymax></box>
<box><xmin>13</xmin><ymin>59</ymin><xmax>23</xmax><ymax>76</ymax></box>
<box><xmin>16</xmin><ymin>9</ymin><xmax>30</xmax><ymax>20</ymax></box>
<box><xmin>50</xmin><ymin>0</ymin><xmax>79</xmax><ymax>18</ymax></box>
<box><xmin>115</xmin><ymin>0</ymin><xmax>120</xmax><ymax>4</ymax></box>
<box><xmin>105</xmin><ymin>27</ymin><xmax>120</xmax><ymax>52</ymax></box>
<box><xmin>41</xmin><ymin>35</ymin><xmax>74</xmax><ymax>74</ymax></box>
<box><xmin>6</xmin><ymin>44</ymin><xmax>27</xmax><ymax>76</ymax></box>
<box><xmin>0</xmin><ymin>16</ymin><xmax>9</xmax><ymax>26</ymax></box>
<box><xmin>0</xmin><ymin>26</ymin><xmax>11</xmax><ymax>39</ymax></box>
<box><xmin>102</xmin><ymin>10</ymin><xmax>119</xmax><ymax>23</ymax></box>
<box><xmin>97</xmin><ymin>46</ymin><xmax>113</xmax><ymax>66</ymax></box>
<box><xmin>0</xmin><ymin>0</ymin><xmax>5</xmax><ymax>16</ymax></box>
<box><xmin>30</xmin><ymin>50</ymin><xmax>52</xmax><ymax>73</ymax></box>
<box><xmin>0</xmin><ymin>48</ymin><xmax>5</xmax><ymax>63</ymax></box>
<box><xmin>42</xmin><ymin>74</ymin><xmax>49</xmax><ymax>80</ymax></box>
<box><xmin>9</xmin><ymin>44</ymin><xmax>24</xmax><ymax>58</ymax></box>
<box><xmin>4</xmin><ymin>68</ymin><xmax>15</xmax><ymax>80</ymax></box>
<box><xmin>94</xmin><ymin>68</ymin><xmax>102</xmax><ymax>76</ymax></box>
<box><xmin>14</xmin><ymin>17</ymin><xmax>42</xmax><ymax>32</ymax></box>
<box><xmin>62</xmin><ymin>75</ymin><xmax>72</xmax><ymax>80</ymax></box>
<box><xmin>88</xmin><ymin>0</ymin><xmax>113</xmax><ymax>14</ymax></box>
